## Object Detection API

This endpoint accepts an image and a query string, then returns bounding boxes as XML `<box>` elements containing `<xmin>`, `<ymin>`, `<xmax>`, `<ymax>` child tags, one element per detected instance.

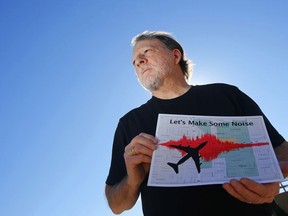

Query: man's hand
<box><xmin>124</xmin><ymin>133</ymin><xmax>158</xmax><ymax>187</ymax></box>
<box><xmin>223</xmin><ymin>141</ymin><xmax>288</xmax><ymax>204</ymax></box>
<box><xmin>105</xmin><ymin>133</ymin><xmax>158</xmax><ymax>214</ymax></box>
<box><xmin>223</xmin><ymin>178</ymin><xmax>279</xmax><ymax>204</ymax></box>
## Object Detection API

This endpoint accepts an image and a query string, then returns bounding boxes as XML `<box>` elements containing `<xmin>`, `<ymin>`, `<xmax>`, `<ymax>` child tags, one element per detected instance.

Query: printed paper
<box><xmin>148</xmin><ymin>114</ymin><xmax>284</xmax><ymax>187</ymax></box>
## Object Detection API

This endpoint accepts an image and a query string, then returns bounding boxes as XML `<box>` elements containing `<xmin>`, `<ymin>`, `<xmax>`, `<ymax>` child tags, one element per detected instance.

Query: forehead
<box><xmin>132</xmin><ymin>39</ymin><xmax>165</xmax><ymax>55</ymax></box>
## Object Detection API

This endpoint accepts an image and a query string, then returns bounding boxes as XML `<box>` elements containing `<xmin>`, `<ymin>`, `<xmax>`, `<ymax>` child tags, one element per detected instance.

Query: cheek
<box><xmin>134</xmin><ymin>68</ymin><xmax>141</xmax><ymax>76</ymax></box>
<box><xmin>135</xmin><ymin>70</ymin><xmax>143</xmax><ymax>81</ymax></box>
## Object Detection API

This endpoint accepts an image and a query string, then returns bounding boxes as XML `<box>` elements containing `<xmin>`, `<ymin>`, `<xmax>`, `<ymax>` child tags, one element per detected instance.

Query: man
<box><xmin>105</xmin><ymin>31</ymin><xmax>288</xmax><ymax>215</ymax></box>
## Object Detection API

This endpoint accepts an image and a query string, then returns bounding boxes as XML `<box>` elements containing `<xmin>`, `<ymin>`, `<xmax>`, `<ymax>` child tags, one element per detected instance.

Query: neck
<box><xmin>151</xmin><ymin>81</ymin><xmax>191</xmax><ymax>99</ymax></box>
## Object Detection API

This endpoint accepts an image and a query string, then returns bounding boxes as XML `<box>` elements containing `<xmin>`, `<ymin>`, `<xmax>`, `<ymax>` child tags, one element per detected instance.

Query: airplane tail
<box><xmin>167</xmin><ymin>162</ymin><xmax>179</xmax><ymax>174</ymax></box>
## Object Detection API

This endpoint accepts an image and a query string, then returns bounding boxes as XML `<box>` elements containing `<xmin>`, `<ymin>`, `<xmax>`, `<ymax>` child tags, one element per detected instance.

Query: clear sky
<box><xmin>0</xmin><ymin>0</ymin><xmax>287</xmax><ymax>216</ymax></box>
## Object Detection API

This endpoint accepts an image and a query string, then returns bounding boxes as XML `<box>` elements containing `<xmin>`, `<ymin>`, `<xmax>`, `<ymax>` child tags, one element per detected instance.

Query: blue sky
<box><xmin>0</xmin><ymin>1</ymin><xmax>287</xmax><ymax>216</ymax></box>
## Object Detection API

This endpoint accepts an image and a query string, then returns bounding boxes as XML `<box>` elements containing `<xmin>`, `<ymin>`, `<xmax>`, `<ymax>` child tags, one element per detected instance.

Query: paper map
<box><xmin>148</xmin><ymin>114</ymin><xmax>284</xmax><ymax>187</ymax></box>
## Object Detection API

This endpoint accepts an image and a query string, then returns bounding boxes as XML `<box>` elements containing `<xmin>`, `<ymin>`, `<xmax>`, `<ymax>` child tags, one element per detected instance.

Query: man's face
<box><xmin>132</xmin><ymin>39</ymin><xmax>175</xmax><ymax>91</ymax></box>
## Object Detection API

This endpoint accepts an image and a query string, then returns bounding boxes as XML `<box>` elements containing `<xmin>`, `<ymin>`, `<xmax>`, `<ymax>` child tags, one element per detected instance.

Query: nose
<box><xmin>135</xmin><ymin>55</ymin><xmax>147</xmax><ymax>67</ymax></box>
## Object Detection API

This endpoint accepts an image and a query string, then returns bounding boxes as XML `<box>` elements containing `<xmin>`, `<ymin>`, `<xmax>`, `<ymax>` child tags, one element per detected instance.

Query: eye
<box><xmin>144</xmin><ymin>49</ymin><xmax>150</xmax><ymax>53</ymax></box>
<box><xmin>144</xmin><ymin>48</ymin><xmax>154</xmax><ymax>54</ymax></box>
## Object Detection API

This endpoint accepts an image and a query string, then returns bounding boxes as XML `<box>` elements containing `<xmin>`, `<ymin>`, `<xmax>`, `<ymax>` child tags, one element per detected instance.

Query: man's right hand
<box><xmin>124</xmin><ymin>133</ymin><xmax>158</xmax><ymax>187</ymax></box>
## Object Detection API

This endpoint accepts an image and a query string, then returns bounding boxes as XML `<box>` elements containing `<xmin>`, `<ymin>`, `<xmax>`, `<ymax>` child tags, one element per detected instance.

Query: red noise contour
<box><xmin>160</xmin><ymin>134</ymin><xmax>269</xmax><ymax>161</ymax></box>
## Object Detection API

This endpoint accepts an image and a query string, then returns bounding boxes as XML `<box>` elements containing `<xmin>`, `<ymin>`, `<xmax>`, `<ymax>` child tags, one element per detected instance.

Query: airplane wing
<box><xmin>169</xmin><ymin>141</ymin><xmax>208</xmax><ymax>173</ymax></box>
<box><xmin>169</xmin><ymin>141</ymin><xmax>208</xmax><ymax>153</ymax></box>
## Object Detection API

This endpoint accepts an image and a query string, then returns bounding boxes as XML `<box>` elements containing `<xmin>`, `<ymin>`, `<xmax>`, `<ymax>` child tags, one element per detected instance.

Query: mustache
<box><xmin>140</xmin><ymin>66</ymin><xmax>153</xmax><ymax>74</ymax></box>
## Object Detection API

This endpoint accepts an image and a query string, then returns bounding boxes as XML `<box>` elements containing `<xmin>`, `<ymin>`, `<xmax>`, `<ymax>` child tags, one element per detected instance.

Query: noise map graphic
<box><xmin>148</xmin><ymin>114</ymin><xmax>284</xmax><ymax>187</ymax></box>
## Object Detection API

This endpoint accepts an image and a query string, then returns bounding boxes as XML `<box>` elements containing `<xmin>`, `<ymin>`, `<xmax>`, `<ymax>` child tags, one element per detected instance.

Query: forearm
<box><xmin>275</xmin><ymin>141</ymin><xmax>288</xmax><ymax>178</ymax></box>
<box><xmin>105</xmin><ymin>175</ymin><xmax>141</xmax><ymax>214</ymax></box>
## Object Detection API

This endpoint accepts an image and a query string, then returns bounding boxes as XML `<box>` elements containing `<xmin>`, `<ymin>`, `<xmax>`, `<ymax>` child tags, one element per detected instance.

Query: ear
<box><xmin>172</xmin><ymin>49</ymin><xmax>182</xmax><ymax>64</ymax></box>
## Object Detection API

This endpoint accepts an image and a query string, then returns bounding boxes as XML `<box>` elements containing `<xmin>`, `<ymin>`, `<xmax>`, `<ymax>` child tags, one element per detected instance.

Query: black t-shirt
<box><xmin>106</xmin><ymin>83</ymin><xmax>285</xmax><ymax>216</ymax></box>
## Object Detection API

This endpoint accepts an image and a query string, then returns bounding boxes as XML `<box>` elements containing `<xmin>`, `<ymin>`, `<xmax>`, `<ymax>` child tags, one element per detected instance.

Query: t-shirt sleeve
<box><xmin>105</xmin><ymin>121</ymin><xmax>128</xmax><ymax>186</ymax></box>
<box><xmin>235</xmin><ymin>86</ymin><xmax>285</xmax><ymax>148</ymax></box>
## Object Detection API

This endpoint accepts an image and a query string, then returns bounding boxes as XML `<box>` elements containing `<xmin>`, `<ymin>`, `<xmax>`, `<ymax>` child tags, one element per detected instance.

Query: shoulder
<box><xmin>192</xmin><ymin>83</ymin><xmax>242</xmax><ymax>96</ymax></box>
<box><xmin>193</xmin><ymin>83</ymin><xmax>239</xmax><ymax>91</ymax></box>
<box><xmin>119</xmin><ymin>100</ymin><xmax>152</xmax><ymax>125</ymax></box>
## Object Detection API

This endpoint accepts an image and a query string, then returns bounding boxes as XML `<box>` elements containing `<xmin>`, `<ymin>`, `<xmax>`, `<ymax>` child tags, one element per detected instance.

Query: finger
<box><xmin>130</xmin><ymin>145</ymin><xmax>137</xmax><ymax>156</ymax></box>
<box><xmin>240</xmin><ymin>178</ymin><xmax>279</xmax><ymax>197</ymax></box>
<box><xmin>124</xmin><ymin>144</ymin><xmax>148</xmax><ymax>157</ymax></box>
<box><xmin>133</xmin><ymin>141</ymin><xmax>157</xmax><ymax>157</ymax></box>
<box><xmin>224</xmin><ymin>179</ymin><xmax>260</xmax><ymax>203</ymax></box>
<box><xmin>138</xmin><ymin>133</ymin><xmax>158</xmax><ymax>144</ymax></box>
<box><xmin>124</xmin><ymin>153</ymin><xmax>153</xmax><ymax>176</ymax></box>
<box><xmin>136</xmin><ymin>133</ymin><xmax>158</xmax><ymax>151</ymax></box>
<box><xmin>233</xmin><ymin>179</ymin><xmax>265</xmax><ymax>203</ymax></box>
<box><xmin>125</xmin><ymin>134</ymin><xmax>158</xmax><ymax>154</ymax></box>
<box><xmin>124</xmin><ymin>146</ymin><xmax>138</xmax><ymax>158</ymax></box>
<box><xmin>223</xmin><ymin>179</ymin><xmax>276</xmax><ymax>204</ymax></box>
<box><xmin>124</xmin><ymin>145</ymin><xmax>154</xmax><ymax>163</ymax></box>
<box><xmin>124</xmin><ymin>155</ymin><xmax>152</xmax><ymax>186</ymax></box>
<box><xmin>223</xmin><ymin>181</ymin><xmax>248</xmax><ymax>203</ymax></box>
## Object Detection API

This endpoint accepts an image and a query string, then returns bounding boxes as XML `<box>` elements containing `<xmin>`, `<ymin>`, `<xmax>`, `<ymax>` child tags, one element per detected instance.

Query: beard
<box><xmin>136</xmin><ymin>52</ymin><xmax>176</xmax><ymax>92</ymax></box>
<box><xmin>138</xmin><ymin>69</ymin><xmax>165</xmax><ymax>92</ymax></box>
<box><xmin>137</xmin><ymin>57</ymin><xmax>174</xmax><ymax>92</ymax></box>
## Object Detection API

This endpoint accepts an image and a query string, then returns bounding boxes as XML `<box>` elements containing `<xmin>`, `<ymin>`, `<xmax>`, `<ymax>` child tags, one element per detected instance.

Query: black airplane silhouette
<box><xmin>167</xmin><ymin>141</ymin><xmax>208</xmax><ymax>174</ymax></box>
